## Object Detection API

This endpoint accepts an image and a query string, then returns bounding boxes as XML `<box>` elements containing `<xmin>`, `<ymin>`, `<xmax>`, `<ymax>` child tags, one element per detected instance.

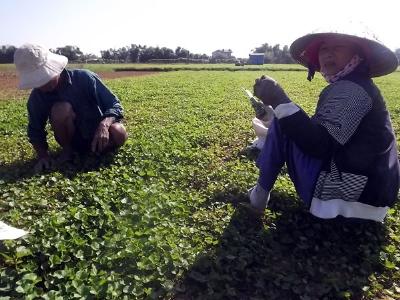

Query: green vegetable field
<box><xmin>0</xmin><ymin>66</ymin><xmax>399</xmax><ymax>299</ymax></box>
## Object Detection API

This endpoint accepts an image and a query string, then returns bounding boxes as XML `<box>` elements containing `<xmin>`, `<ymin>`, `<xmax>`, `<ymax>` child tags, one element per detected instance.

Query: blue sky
<box><xmin>1</xmin><ymin>0</ymin><xmax>399</xmax><ymax>58</ymax></box>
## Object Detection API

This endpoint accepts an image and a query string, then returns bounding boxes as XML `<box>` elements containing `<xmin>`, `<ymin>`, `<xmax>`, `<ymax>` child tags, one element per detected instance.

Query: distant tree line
<box><xmin>0</xmin><ymin>45</ymin><xmax>92</xmax><ymax>63</ymax></box>
<box><xmin>0</xmin><ymin>45</ymin><xmax>17</xmax><ymax>63</ymax></box>
<box><xmin>0</xmin><ymin>44</ymin><xmax>209</xmax><ymax>63</ymax></box>
<box><xmin>100</xmin><ymin>44</ymin><xmax>209</xmax><ymax>63</ymax></box>
<box><xmin>1</xmin><ymin>44</ymin><xmax>400</xmax><ymax>64</ymax></box>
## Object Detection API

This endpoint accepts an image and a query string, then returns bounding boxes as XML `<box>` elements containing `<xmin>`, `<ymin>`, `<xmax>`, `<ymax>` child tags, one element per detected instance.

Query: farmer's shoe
<box><xmin>55</xmin><ymin>147</ymin><xmax>74</xmax><ymax>165</ymax></box>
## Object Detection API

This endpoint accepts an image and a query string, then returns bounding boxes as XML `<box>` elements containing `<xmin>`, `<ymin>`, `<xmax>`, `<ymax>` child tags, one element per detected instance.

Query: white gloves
<box><xmin>243</xmin><ymin>88</ymin><xmax>275</xmax><ymax>123</ymax></box>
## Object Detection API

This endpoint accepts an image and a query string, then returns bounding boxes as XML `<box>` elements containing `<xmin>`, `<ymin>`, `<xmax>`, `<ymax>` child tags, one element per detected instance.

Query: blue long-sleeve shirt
<box><xmin>27</xmin><ymin>69</ymin><xmax>123</xmax><ymax>147</ymax></box>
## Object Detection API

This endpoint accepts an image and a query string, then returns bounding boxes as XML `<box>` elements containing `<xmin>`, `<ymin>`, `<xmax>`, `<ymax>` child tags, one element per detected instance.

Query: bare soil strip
<box><xmin>0</xmin><ymin>71</ymin><xmax>158</xmax><ymax>101</ymax></box>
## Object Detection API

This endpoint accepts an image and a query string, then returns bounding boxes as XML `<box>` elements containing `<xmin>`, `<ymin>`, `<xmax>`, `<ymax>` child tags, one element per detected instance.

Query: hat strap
<box><xmin>307</xmin><ymin>64</ymin><xmax>315</xmax><ymax>82</ymax></box>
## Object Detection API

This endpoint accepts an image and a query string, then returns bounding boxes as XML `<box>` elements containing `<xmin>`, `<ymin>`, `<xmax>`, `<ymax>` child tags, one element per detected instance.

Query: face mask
<box><xmin>321</xmin><ymin>55</ymin><xmax>363</xmax><ymax>83</ymax></box>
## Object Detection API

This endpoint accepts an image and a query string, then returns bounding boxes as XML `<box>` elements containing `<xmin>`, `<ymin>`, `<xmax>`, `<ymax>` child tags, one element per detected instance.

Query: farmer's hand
<box><xmin>253</xmin><ymin>75</ymin><xmax>291</xmax><ymax>109</ymax></box>
<box><xmin>91</xmin><ymin>122</ymin><xmax>110</xmax><ymax>153</ymax></box>
<box><xmin>91</xmin><ymin>117</ymin><xmax>116</xmax><ymax>153</ymax></box>
<box><xmin>34</xmin><ymin>156</ymin><xmax>52</xmax><ymax>173</ymax></box>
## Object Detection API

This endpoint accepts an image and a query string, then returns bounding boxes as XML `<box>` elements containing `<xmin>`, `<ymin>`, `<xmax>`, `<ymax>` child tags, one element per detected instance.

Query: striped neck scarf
<box><xmin>321</xmin><ymin>55</ymin><xmax>363</xmax><ymax>83</ymax></box>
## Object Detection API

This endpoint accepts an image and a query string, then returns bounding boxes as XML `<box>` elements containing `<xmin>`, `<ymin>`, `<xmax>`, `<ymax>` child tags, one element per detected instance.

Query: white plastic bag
<box><xmin>0</xmin><ymin>221</ymin><xmax>28</xmax><ymax>240</ymax></box>
<box><xmin>251</xmin><ymin>105</ymin><xmax>274</xmax><ymax>150</ymax></box>
<box><xmin>252</xmin><ymin>117</ymin><xmax>269</xmax><ymax>137</ymax></box>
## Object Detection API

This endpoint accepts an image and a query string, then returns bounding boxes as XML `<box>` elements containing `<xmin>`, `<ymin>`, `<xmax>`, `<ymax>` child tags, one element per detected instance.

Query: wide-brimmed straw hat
<box><xmin>14</xmin><ymin>43</ymin><xmax>68</xmax><ymax>90</ymax></box>
<box><xmin>290</xmin><ymin>27</ymin><xmax>398</xmax><ymax>78</ymax></box>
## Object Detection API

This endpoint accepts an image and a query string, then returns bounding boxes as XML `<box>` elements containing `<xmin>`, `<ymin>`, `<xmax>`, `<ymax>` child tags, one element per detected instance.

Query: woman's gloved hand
<box><xmin>243</xmin><ymin>88</ymin><xmax>274</xmax><ymax>122</ymax></box>
<box><xmin>253</xmin><ymin>75</ymin><xmax>291</xmax><ymax>109</ymax></box>
<box><xmin>249</xmin><ymin>96</ymin><xmax>268</xmax><ymax>120</ymax></box>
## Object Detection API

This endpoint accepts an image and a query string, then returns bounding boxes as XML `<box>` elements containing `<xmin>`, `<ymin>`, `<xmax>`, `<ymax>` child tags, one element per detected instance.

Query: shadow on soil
<box><xmin>171</xmin><ymin>189</ymin><xmax>388</xmax><ymax>300</ymax></box>
<box><xmin>0</xmin><ymin>150</ymin><xmax>117</xmax><ymax>183</ymax></box>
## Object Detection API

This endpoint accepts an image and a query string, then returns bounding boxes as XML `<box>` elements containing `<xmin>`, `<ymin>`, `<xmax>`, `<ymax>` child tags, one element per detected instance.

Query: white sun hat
<box><xmin>14</xmin><ymin>43</ymin><xmax>68</xmax><ymax>90</ymax></box>
<box><xmin>290</xmin><ymin>23</ymin><xmax>398</xmax><ymax>78</ymax></box>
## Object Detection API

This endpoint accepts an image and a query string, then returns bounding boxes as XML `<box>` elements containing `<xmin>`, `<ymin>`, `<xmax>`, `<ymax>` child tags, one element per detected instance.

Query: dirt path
<box><xmin>0</xmin><ymin>71</ymin><xmax>29</xmax><ymax>100</ymax></box>
<box><xmin>97</xmin><ymin>71</ymin><xmax>158</xmax><ymax>80</ymax></box>
<box><xmin>0</xmin><ymin>70</ymin><xmax>158</xmax><ymax>101</ymax></box>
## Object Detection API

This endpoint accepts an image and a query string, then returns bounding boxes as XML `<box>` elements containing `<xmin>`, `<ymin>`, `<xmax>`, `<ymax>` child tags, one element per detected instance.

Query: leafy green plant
<box><xmin>0</xmin><ymin>70</ymin><xmax>399</xmax><ymax>299</ymax></box>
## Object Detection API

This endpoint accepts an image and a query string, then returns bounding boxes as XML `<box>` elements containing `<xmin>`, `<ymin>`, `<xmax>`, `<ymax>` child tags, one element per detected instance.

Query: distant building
<box><xmin>212</xmin><ymin>49</ymin><xmax>233</xmax><ymax>59</ymax></box>
<box><xmin>248</xmin><ymin>53</ymin><xmax>265</xmax><ymax>65</ymax></box>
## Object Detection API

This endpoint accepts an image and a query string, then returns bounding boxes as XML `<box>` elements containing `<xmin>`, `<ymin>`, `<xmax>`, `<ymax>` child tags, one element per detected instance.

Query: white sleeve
<box><xmin>274</xmin><ymin>102</ymin><xmax>300</xmax><ymax>119</ymax></box>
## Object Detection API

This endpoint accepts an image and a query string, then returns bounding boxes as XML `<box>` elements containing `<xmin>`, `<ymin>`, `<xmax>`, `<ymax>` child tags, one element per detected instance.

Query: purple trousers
<box><xmin>257</xmin><ymin>118</ymin><xmax>323</xmax><ymax>205</ymax></box>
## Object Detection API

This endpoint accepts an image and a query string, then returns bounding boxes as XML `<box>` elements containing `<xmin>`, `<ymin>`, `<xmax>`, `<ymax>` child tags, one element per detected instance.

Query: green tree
<box><xmin>175</xmin><ymin>47</ymin><xmax>190</xmax><ymax>58</ymax></box>
<box><xmin>55</xmin><ymin>45</ymin><xmax>83</xmax><ymax>61</ymax></box>
<box><xmin>281</xmin><ymin>45</ymin><xmax>294</xmax><ymax>63</ymax></box>
<box><xmin>252</xmin><ymin>43</ymin><xmax>294</xmax><ymax>64</ymax></box>
<box><xmin>128</xmin><ymin>44</ymin><xmax>140</xmax><ymax>63</ymax></box>
<box><xmin>117</xmin><ymin>47</ymin><xmax>129</xmax><ymax>62</ymax></box>
<box><xmin>253</xmin><ymin>43</ymin><xmax>271</xmax><ymax>54</ymax></box>
<box><xmin>160</xmin><ymin>47</ymin><xmax>175</xmax><ymax>59</ymax></box>
<box><xmin>0</xmin><ymin>45</ymin><xmax>16</xmax><ymax>63</ymax></box>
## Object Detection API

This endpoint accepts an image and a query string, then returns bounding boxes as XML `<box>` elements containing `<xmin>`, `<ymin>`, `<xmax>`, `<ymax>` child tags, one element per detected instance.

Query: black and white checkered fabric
<box><xmin>311</xmin><ymin>81</ymin><xmax>372</xmax><ymax>202</ymax></box>
<box><xmin>314</xmin><ymin>170</ymin><xmax>368</xmax><ymax>202</ymax></box>
<box><xmin>312</xmin><ymin>80</ymin><xmax>372</xmax><ymax>145</ymax></box>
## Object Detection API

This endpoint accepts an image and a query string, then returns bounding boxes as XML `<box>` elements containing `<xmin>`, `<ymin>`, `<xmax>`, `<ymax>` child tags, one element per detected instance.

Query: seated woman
<box><xmin>248</xmin><ymin>29</ymin><xmax>400</xmax><ymax>222</ymax></box>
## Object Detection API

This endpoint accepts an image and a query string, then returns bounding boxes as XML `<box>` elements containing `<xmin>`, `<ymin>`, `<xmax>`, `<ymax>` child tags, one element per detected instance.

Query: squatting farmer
<box><xmin>247</xmin><ymin>29</ymin><xmax>400</xmax><ymax>222</ymax></box>
<box><xmin>14</xmin><ymin>44</ymin><xmax>128</xmax><ymax>172</ymax></box>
